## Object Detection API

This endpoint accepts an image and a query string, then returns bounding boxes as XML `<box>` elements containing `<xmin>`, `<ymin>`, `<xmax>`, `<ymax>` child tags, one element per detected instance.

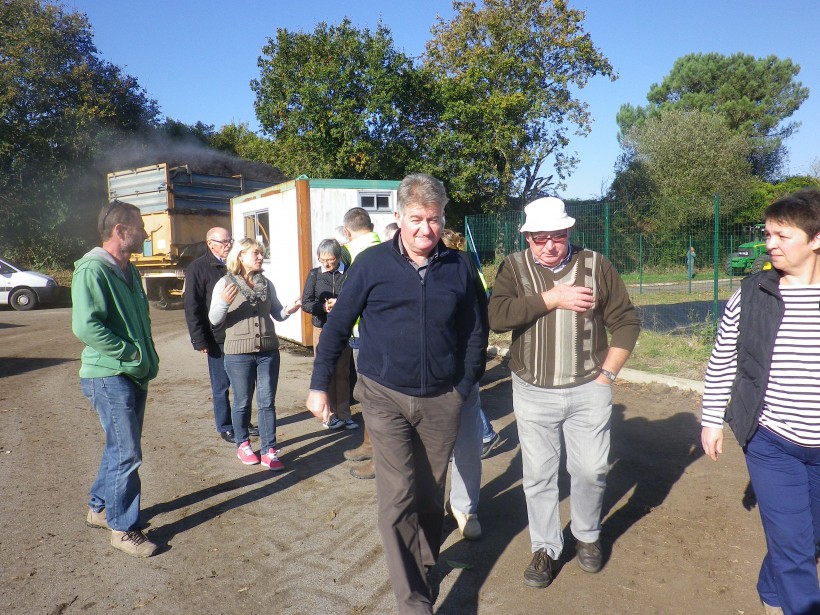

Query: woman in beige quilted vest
<box><xmin>209</xmin><ymin>238</ymin><xmax>301</xmax><ymax>471</ymax></box>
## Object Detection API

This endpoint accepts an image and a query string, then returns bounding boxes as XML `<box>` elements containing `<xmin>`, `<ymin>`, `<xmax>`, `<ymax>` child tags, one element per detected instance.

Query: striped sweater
<box><xmin>488</xmin><ymin>247</ymin><xmax>640</xmax><ymax>388</ymax></box>
<box><xmin>701</xmin><ymin>284</ymin><xmax>820</xmax><ymax>446</ymax></box>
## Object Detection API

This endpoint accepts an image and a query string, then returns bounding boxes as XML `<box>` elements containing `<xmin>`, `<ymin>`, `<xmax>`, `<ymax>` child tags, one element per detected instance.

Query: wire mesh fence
<box><xmin>465</xmin><ymin>195</ymin><xmax>767</xmax><ymax>337</ymax></box>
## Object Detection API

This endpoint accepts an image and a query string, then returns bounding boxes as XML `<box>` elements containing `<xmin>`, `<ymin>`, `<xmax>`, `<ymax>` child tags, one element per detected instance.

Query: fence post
<box><xmin>604</xmin><ymin>202</ymin><xmax>611</xmax><ymax>259</ymax></box>
<box><xmin>713</xmin><ymin>194</ymin><xmax>720</xmax><ymax>330</ymax></box>
<box><xmin>639</xmin><ymin>233</ymin><xmax>643</xmax><ymax>294</ymax></box>
<box><xmin>688</xmin><ymin>232</ymin><xmax>693</xmax><ymax>294</ymax></box>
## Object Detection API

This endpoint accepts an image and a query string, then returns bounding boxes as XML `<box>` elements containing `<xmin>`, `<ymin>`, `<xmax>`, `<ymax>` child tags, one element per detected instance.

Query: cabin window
<box><xmin>243</xmin><ymin>210</ymin><xmax>271</xmax><ymax>258</ymax></box>
<box><xmin>359</xmin><ymin>192</ymin><xmax>391</xmax><ymax>212</ymax></box>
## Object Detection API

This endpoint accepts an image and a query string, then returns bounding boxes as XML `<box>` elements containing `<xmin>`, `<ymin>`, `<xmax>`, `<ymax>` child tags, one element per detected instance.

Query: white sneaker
<box><xmin>451</xmin><ymin>507</ymin><xmax>482</xmax><ymax>540</ymax></box>
<box><xmin>322</xmin><ymin>416</ymin><xmax>344</xmax><ymax>430</ymax></box>
<box><xmin>342</xmin><ymin>419</ymin><xmax>360</xmax><ymax>430</ymax></box>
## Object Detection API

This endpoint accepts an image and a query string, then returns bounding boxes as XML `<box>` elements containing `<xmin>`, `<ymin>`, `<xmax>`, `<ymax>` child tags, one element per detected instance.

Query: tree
<box><xmin>423</xmin><ymin>0</ymin><xmax>614</xmax><ymax>212</ymax></box>
<box><xmin>210</xmin><ymin>122</ymin><xmax>280</xmax><ymax>167</ymax></box>
<box><xmin>623</xmin><ymin>109</ymin><xmax>754</xmax><ymax>228</ymax></box>
<box><xmin>251</xmin><ymin>19</ymin><xmax>432</xmax><ymax>180</ymax></box>
<box><xmin>616</xmin><ymin>53</ymin><xmax>809</xmax><ymax>180</ymax></box>
<box><xmin>161</xmin><ymin>118</ymin><xmax>215</xmax><ymax>145</ymax></box>
<box><xmin>0</xmin><ymin>0</ymin><xmax>159</xmax><ymax>265</ymax></box>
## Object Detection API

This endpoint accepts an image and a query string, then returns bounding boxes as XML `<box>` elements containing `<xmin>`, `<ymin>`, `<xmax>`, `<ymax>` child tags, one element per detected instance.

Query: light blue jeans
<box><xmin>224</xmin><ymin>350</ymin><xmax>280</xmax><ymax>452</ymax></box>
<box><xmin>450</xmin><ymin>384</ymin><xmax>482</xmax><ymax>514</ymax></box>
<box><xmin>81</xmin><ymin>376</ymin><xmax>147</xmax><ymax>532</ymax></box>
<box><xmin>512</xmin><ymin>373</ymin><xmax>612</xmax><ymax>559</ymax></box>
<box><xmin>480</xmin><ymin>408</ymin><xmax>496</xmax><ymax>443</ymax></box>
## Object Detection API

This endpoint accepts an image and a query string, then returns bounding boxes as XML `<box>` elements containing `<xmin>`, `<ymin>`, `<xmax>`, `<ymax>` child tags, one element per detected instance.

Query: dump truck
<box><xmin>107</xmin><ymin>162</ymin><xmax>284</xmax><ymax>308</ymax></box>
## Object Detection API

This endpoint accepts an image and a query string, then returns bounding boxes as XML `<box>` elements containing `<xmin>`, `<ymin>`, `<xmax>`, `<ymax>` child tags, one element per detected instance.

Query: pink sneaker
<box><xmin>236</xmin><ymin>441</ymin><xmax>260</xmax><ymax>465</ymax></box>
<box><xmin>260</xmin><ymin>448</ymin><xmax>284</xmax><ymax>471</ymax></box>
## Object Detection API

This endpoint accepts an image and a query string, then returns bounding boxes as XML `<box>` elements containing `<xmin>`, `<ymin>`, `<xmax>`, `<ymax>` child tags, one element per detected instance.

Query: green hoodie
<box><xmin>71</xmin><ymin>248</ymin><xmax>159</xmax><ymax>389</ymax></box>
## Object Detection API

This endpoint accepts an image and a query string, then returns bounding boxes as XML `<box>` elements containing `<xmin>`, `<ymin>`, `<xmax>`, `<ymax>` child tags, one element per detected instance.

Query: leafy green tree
<box><xmin>161</xmin><ymin>118</ymin><xmax>215</xmax><ymax>145</ymax></box>
<box><xmin>744</xmin><ymin>175</ymin><xmax>820</xmax><ymax>220</ymax></box>
<box><xmin>616</xmin><ymin>53</ymin><xmax>809</xmax><ymax>180</ymax></box>
<box><xmin>423</xmin><ymin>0</ymin><xmax>614</xmax><ymax>212</ymax></box>
<box><xmin>210</xmin><ymin>122</ymin><xmax>279</xmax><ymax>166</ymax></box>
<box><xmin>623</xmin><ymin>109</ymin><xmax>754</xmax><ymax>228</ymax></box>
<box><xmin>251</xmin><ymin>19</ymin><xmax>432</xmax><ymax>180</ymax></box>
<box><xmin>0</xmin><ymin>0</ymin><xmax>159</xmax><ymax>265</ymax></box>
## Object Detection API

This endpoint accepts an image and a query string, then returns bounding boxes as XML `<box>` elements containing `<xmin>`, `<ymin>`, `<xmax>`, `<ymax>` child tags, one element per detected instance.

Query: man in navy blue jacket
<box><xmin>183</xmin><ymin>227</ymin><xmax>260</xmax><ymax>443</ymax></box>
<box><xmin>307</xmin><ymin>173</ymin><xmax>488</xmax><ymax>615</ymax></box>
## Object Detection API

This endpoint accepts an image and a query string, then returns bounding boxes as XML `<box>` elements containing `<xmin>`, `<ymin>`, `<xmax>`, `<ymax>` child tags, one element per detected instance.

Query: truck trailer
<box><xmin>107</xmin><ymin>162</ymin><xmax>283</xmax><ymax>308</ymax></box>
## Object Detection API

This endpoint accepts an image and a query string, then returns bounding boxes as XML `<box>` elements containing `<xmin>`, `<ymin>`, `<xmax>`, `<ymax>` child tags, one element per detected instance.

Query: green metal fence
<box><xmin>465</xmin><ymin>195</ymin><xmax>767</xmax><ymax>336</ymax></box>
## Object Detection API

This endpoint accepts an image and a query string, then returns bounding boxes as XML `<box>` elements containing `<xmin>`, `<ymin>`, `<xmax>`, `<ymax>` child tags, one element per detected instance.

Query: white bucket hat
<box><xmin>520</xmin><ymin>197</ymin><xmax>575</xmax><ymax>233</ymax></box>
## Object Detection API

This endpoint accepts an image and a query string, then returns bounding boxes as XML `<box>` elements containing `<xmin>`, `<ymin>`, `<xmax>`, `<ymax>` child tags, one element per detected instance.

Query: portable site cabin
<box><xmin>230</xmin><ymin>177</ymin><xmax>401</xmax><ymax>346</ymax></box>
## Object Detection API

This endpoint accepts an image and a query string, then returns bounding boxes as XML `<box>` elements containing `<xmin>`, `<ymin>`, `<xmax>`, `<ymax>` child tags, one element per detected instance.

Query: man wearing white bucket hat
<box><xmin>488</xmin><ymin>196</ymin><xmax>640</xmax><ymax>588</ymax></box>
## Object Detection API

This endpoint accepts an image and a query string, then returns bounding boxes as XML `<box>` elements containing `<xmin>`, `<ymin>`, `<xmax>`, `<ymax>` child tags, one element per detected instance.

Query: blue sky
<box><xmin>69</xmin><ymin>0</ymin><xmax>820</xmax><ymax>199</ymax></box>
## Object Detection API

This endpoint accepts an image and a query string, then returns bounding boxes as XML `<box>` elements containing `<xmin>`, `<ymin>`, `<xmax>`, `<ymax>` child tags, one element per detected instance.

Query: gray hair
<box><xmin>316</xmin><ymin>238</ymin><xmax>342</xmax><ymax>260</ymax></box>
<box><xmin>397</xmin><ymin>173</ymin><xmax>448</xmax><ymax>215</ymax></box>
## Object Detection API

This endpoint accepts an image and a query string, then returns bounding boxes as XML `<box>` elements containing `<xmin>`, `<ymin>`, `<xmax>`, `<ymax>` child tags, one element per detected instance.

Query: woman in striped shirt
<box><xmin>701</xmin><ymin>189</ymin><xmax>820</xmax><ymax>615</ymax></box>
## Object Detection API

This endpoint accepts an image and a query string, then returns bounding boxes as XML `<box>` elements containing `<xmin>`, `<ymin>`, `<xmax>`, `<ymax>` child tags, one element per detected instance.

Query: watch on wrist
<box><xmin>599</xmin><ymin>368</ymin><xmax>617</xmax><ymax>382</ymax></box>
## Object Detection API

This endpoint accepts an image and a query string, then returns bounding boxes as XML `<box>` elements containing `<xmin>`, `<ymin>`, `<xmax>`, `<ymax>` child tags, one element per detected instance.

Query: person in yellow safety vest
<box><xmin>340</xmin><ymin>208</ymin><xmax>381</xmax><ymax>268</ymax></box>
<box><xmin>338</xmin><ymin>207</ymin><xmax>381</xmax><ymax>479</ymax></box>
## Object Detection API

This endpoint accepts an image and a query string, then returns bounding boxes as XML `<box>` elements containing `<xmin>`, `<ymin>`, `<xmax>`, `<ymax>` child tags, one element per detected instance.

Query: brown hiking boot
<box><xmin>343</xmin><ymin>444</ymin><xmax>373</xmax><ymax>462</ymax></box>
<box><xmin>111</xmin><ymin>529</ymin><xmax>158</xmax><ymax>558</ymax></box>
<box><xmin>344</xmin><ymin>426</ymin><xmax>373</xmax><ymax>461</ymax></box>
<box><xmin>350</xmin><ymin>459</ymin><xmax>375</xmax><ymax>480</ymax></box>
<box><xmin>86</xmin><ymin>507</ymin><xmax>108</xmax><ymax>530</ymax></box>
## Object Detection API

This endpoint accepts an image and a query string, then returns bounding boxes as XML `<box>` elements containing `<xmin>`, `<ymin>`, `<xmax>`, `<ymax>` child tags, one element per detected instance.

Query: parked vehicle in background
<box><xmin>724</xmin><ymin>224</ymin><xmax>772</xmax><ymax>276</ymax></box>
<box><xmin>107</xmin><ymin>162</ymin><xmax>284</xmax><ymax>309</ymax></box>
<box><xmin>0</xmin><ymin>256</ymin><xmax>58</xmax><ymax>310</ymax></box>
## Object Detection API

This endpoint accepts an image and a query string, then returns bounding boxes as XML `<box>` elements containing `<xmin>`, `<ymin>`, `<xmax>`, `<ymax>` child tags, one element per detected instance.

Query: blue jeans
<box><xmin>450</xmin><ymin>384</ymin><xmax>482</xmax><ymax>514</ymax></box>
<box><xmin>745</xmin><ymin>426</ymin><xmax>820</xmax><ymax>614</ymax></box>
<box><xmin>512</xmin><ymin>374</ymin><xmax>611</xmax><ymax>559</ymax></box>
<box><xmin>480</xmin><ymin>408</ymin><xmax>496</xmax><ymax>443</ymax></box>
<box><xmin>207</xmin><ymin>344</ymin><xmax>232</xmax><ymax>433</ymax></box>
<box><xmin>224</xmin><ymin>350</ymin><xmax>279</xmax><ymax>452</ymax></box>
<box><xmin>81</xmin><ymin>376</ymin><xmax>147</xmax><ymax>532</ymax></box>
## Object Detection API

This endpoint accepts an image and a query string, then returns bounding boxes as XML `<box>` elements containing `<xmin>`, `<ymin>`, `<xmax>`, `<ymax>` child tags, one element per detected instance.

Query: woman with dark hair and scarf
<box><xmin>209</xmin><ymin>238</ymin><xmax>301</xmax><ymax>471</ymax></box>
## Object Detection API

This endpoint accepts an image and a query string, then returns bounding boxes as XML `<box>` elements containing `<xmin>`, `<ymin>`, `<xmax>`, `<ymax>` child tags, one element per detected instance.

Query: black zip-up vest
<box><xmin>724</xmin><ymin>269</ymin><xmax>784</xmax><ymax>448</ymax></box>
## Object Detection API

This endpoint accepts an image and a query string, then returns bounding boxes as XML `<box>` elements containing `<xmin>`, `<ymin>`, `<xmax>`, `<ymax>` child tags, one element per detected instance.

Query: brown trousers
<box><xmin>312</xmin><ymin>326</ymin><xmax>352</xmax><ymax>420</ymax></box>
<box><xmin>355</xmin><ymin>374</ymin><xmax>463</xmax><ymax>615</ymax></box>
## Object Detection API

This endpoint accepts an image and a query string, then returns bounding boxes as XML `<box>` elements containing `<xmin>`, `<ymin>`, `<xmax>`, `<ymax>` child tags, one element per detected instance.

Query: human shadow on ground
<box><xmin>0</xmin><ymin>356</ymin><xmax>76</xmax><ymax>378</ymax></box>
<box><xmin>435</xmin><ymin>398</ymin><xmax>704</xmax><ymax>614</ymax></box>
<box><xmin>600</xmin><ymin>403</ymin><xmax>704</xmax><ymax>559</ymax></box>
<box><xmin>142</xmin><ymin>412</ymin><xmax>370</xmax><ymax>546</ymax></box>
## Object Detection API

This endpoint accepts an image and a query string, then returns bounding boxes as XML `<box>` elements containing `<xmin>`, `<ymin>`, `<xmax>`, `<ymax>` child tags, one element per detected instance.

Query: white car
<box><xmin>0</xmin><ymin>256</ymin><xmax>59</xmax><ymax>310</ymax></box>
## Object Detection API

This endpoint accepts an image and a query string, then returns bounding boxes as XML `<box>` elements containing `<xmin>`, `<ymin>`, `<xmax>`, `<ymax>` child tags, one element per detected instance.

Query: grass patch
<box><xmin>481</xmin><ymin>259</ymin><xmax>717</xmax><ymax>382</ymax></box>
<box><xmin>48</xmin><ymin>267</ymin><xmax>74</xmax><ymax>287</ymax></box>
<box><xmin>628</xmin><ymin>329</ymin><xmax>710</xmax><ymax>381</ymax></box>
<box><xmin>489</xmin><ymin>328</ymin><xmax>709</xmax><ymax>383</ymax></box>
<box><xmin>628</xmin><ymin>288</ymin><xmax>735</xmax><ymax>306</ymax></box>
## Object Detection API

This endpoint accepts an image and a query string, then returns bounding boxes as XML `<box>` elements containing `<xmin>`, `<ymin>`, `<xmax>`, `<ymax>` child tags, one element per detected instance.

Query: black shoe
<box><xmin>220</xmin><ymin>430</ymin><xmax>235</xmax><ymax>444</ymax></box>
<box><xmin>576</xmin><ymin>540</ymin><xmax>603</xmax><ymax>573</ymax></box>
<box><xmin>481</xmin><ymin>432</ymin><xmax>501</xmax><ymax>459</ymax></box>
<box><xmin>248</xmin><ymin>423</ymin><xmax>259</xmax><ymax>437</ymax></box>
<box><xmin>524</xmin><ymin>548</ymin><xmax>555</xmax><ymax>588</ymax></box>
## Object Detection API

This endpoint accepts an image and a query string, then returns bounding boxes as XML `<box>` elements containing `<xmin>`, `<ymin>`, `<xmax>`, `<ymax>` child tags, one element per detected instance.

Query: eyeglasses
<box><xmin>209</xmin><ymin>238</ymin><xmax>234</xmax><ymax>247</ymax></box>
<box><xmin>529</xmin><ymin>231</ymin><xmax>569</xmax><ymax>245</ymax></box>
<box><xmin>318</xmin><ymin>257</ymin><xmax>338</xmax><ymax>265</ymax></box>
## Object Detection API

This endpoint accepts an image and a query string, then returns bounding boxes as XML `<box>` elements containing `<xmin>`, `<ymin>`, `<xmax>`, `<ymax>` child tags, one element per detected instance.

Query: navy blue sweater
<box><xmin>309</xmin><ymin>237</ymin><xmax>488</xmax><ymax>399</ymax></box>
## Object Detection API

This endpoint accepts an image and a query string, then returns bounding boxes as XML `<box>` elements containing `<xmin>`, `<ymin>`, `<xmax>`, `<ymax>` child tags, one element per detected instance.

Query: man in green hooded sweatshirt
<box><xmin>72</xmin><ymin>200</ymin><xmax>160</xmax><ymax>557</ymax></box>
